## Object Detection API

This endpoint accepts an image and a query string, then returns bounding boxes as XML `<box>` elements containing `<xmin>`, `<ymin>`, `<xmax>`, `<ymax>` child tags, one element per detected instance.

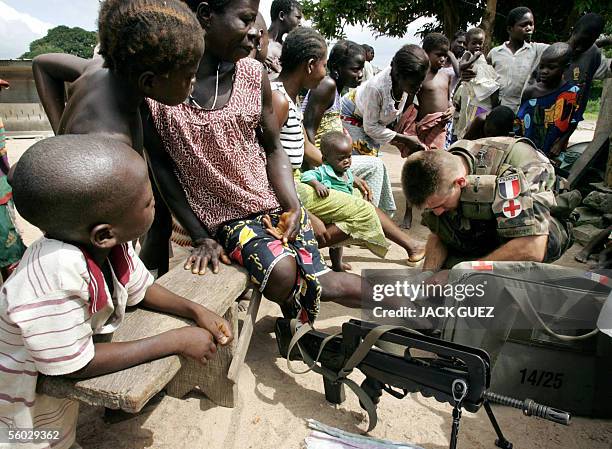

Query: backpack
<box><xmin>441</xmin><ymin>261</ymin><xmax>612</xmax><ymax>417</ymax></box>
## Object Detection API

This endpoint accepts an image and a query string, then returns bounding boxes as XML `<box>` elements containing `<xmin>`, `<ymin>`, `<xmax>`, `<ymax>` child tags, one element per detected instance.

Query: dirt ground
<box><xmin>7</xmin><ymin>125</ymin><xmax>612</xmax><ymax>449</ymax></box>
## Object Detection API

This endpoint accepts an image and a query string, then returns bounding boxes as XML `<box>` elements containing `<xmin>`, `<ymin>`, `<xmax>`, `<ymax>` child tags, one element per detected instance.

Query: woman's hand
<box><xmin>263</xmin><ymin>210</ymin><xmax>301</xmax><ymax>244</ymax></box>
<box><xmin>396</xmin><ymin>135</ymin><xmax>427</xmax><ymax>157</ymax></box>
<box><xmin>353</xmin><ymin>175</ymin><xmax>372</xmax><ymax>201</ymax></box>
<box><xmin>184</xmin><ymin>238</ymin><xmax>231</xmax><ymax>275</ymax></box>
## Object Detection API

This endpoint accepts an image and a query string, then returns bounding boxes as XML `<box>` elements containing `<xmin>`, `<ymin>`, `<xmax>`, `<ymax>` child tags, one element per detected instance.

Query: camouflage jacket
<box><xmin>422</xmin><ymin>137</ymin><xmax>557</xmax><ymax>255</ymax></box>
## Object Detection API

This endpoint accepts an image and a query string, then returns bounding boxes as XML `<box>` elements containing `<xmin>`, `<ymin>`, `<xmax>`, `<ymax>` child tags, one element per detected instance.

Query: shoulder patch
<box><xmin>502</xmin><ymin>199</ymin><xmax>523</xmax><ymax>218</ymax></box>
<box><xmin>498</xmin><ymin>174</ymin><xmax>520</xmax><ymax>199</ymax></box>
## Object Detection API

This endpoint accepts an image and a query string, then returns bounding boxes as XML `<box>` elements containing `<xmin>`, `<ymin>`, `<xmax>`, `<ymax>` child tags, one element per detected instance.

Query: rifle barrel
<box><xmin>484</xmin><ymin>392</ymin><xmax>571</xmax><ymax>425</ymax></box>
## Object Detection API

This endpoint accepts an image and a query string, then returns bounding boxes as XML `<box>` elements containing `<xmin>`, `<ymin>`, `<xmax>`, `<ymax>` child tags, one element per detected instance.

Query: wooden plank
<box><xmin>227</xmin><ymin>288</ymin><xmax>262</xmax><ymax>382</ymax></box>
<box><xmin>38</xmin><ymin>264</ymin><xmax>250</xmax><ymax>413</ymax></box>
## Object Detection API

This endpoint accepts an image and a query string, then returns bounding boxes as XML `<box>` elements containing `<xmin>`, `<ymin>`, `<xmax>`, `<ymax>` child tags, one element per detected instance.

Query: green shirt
<box><xmin>301</xmin><ymin>164</ymin><xmax>354</xmax><ymax>195</ymax></box>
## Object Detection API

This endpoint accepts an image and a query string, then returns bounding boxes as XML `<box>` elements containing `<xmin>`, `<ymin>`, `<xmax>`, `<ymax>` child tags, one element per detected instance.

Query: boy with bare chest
<box><xmin>396</xmin><ymin>33</ymin><xmax>453</xmax><ymax>228</ymax></box>
<box><xmin>33</xmin><ymin>0</ymin><xmax>203</xmax><ymax>153</ymax></box>
<box><xmin>33</xmin><ymin>0</ymin><xmax>204</xmax><ymax>275</ymax></box>
<box><xmin>397</xmin><ymin>33</ymin><xmax>453</xmax><ymax>151</ymax></box>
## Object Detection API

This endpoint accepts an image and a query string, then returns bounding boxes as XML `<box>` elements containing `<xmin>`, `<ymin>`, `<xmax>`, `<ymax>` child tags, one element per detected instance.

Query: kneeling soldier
<box><xmin>402</xmin><ymin>137</ymin><xmax>573</xmax><ymax>269</ymax></box>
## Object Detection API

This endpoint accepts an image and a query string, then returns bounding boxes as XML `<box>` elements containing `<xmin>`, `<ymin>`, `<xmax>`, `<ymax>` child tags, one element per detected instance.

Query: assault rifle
<box><xmin>275</xmin><ymin>318</ymin><xmax>571</xmax><ymax>449</ymax></box>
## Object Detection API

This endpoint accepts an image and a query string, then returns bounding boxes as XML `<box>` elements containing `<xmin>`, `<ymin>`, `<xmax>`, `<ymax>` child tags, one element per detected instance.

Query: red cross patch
<box><xmin>502</xmin><ymin>199</ymin><xmax>522</xmax><ymax>218</ymax></box>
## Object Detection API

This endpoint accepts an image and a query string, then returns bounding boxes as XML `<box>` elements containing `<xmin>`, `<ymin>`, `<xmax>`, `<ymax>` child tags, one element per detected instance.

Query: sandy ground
<box><xmin>6</xmin><ymin>124</ymin><xmax>612</xmax><ymax>449</ymax></box>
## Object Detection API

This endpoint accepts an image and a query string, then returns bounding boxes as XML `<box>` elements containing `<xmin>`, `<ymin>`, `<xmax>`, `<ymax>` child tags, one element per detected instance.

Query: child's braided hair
<box><xmin>328</xmin><ymin>40</ymin><xmax>365</xmax><ymax>73</ymax></box>
<box><xmin>280</xmin><ymin>27</ymin><xmax>327</xmax><ymax>72</ymax></box>
<box><xmin>98</xmin><ymin>0</ymin><xmax>203</xmax><ymax>79</ymax></box>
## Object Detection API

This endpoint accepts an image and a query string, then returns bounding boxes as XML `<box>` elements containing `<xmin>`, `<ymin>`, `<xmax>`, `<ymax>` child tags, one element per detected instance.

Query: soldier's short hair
<box><xmin>401</xmin><ymin>151</ymin><xmax>460</xmax><ymax>207</ymax></box>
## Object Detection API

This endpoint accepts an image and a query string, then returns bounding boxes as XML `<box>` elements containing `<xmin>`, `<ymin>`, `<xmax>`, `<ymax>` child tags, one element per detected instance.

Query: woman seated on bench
<box><xmin>270</xmin><ymin>27</ymin><xmax>426</xmax><ymax>271</ymax></box>
<box><xmin>143</xmin><ymin>0</ymin><xmax>364</xmax><ymax>323</ymax></box>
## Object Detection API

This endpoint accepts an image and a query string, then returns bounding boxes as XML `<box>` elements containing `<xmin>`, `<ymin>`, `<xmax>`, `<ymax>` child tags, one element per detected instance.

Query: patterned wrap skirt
<box><xmin>217</xmin><ymin>207</ymin><xmax>329</xmax><ymax>323</ymax></box>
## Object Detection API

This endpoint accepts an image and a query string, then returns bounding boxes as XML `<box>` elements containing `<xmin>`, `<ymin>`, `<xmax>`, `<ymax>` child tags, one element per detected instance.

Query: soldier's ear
<box><xmin>456</xmin><ymin>176</ymin><xmax>468</xmax><ymax>188</ymax></box>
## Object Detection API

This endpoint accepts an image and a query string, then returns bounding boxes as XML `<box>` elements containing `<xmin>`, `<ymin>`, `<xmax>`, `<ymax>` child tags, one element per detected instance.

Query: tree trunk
<box><xmin>441</xmin><ymin>0</ymin><xmax>459</xmax><ymax>38</ymax></box>
<box><xmin>479</xmin><ymin>0</ymin><xmax>498</xmax><ymax>54</ymax></box>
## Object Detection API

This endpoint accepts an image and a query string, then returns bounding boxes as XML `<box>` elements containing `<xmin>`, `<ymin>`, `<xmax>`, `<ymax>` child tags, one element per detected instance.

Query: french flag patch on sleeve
<box><xmin>584</xmin><ymin>271</ymin><xmax>609</xmax><ymax>285</ymax></box>
<box><xmin>498</xmin><ymin>174</ymin><xmax>520</xmax><ymax>199</ymax></box>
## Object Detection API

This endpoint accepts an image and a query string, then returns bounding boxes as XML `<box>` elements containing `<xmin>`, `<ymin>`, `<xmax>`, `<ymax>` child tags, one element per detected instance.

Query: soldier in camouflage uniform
<box><xmin>402</xmin><ymin>137</ymin><xmax>573</xmax><ymax>269</ymax></box>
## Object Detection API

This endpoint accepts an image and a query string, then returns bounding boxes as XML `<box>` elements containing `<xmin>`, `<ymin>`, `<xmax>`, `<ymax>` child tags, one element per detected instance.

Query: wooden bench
<box><xmin>37</xmin><ymin>263</ymin><xmax>262</xmax><ymax>412</ymax></box>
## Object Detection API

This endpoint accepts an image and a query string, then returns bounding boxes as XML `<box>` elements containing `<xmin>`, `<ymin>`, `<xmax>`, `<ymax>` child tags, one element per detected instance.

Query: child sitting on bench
<box><xmin>0</xmin><ymin>135</ymin><xmax>232</xmax><ymax>449</ymax></box>
<box><xmin>301</xmin><ymin>131</ymin><xmax>355</xmax><ymax>197</ymax></box>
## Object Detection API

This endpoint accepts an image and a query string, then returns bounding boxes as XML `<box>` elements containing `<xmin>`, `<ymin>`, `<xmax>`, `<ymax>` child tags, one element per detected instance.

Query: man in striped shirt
<box><xmin>0</xmin><ymin>135</ymin><xmax>233</xmax><ymax>449</ymax></box>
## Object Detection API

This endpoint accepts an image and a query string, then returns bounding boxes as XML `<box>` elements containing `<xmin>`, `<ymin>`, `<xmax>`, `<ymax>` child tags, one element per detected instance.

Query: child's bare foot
<box><xmin>331</xmin><ymin>261</ymin><xmax>352</xmax><ymax>272</ymax></box>
<box><xmin>329</xmin><ymin>247</ymin><xmax>351</xmax><ymax>272</ymax></box>
<box><xmin>407</xmin><ymin>240</ymin><xmax>426</xmax><ymax>263</ymax></box>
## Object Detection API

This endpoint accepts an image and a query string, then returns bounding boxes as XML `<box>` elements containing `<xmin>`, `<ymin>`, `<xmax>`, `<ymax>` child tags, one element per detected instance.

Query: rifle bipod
<box><xmin>447</xmin><ymin>379</ymin><xmax>513</xmax><ymax>449</ymax></box>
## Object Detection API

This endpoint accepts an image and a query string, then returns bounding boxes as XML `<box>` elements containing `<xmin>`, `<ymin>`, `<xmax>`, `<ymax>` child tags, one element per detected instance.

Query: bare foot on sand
<box><xmin>329</xmin><ymin>247</ymin><xmax>351</xmax><ymax>272</ymax></box>
<box><xmin>407</xmin><ymin>241</ymin><xmax>426</xmax><ymax>263</ymax></box>
<box><xmin>331</xmin><ymin>261</ymin><xmax>352</xmax><ymax>272</ymax></box>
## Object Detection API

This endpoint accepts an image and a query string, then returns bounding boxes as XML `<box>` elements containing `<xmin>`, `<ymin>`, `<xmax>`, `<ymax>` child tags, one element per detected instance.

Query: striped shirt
<box><xmin>0</xmin><ymin>238</ymin><xmax>153</xmax><ymax>448</ymax></box>
<box><xmin>271</xmin><ymin>82</ymin><xmax>304</xmax><ymax>169</ymax></box>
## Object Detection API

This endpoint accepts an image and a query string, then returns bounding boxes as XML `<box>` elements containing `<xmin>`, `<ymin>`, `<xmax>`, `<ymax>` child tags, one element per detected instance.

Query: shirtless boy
<box><xmin>398</xmin><ymin>33</ymin><xmax>452</xmax><ymax>228</ymax></box>
<box><xmin>415</xmin><ymin>33</ymin><xmax>454</xmax><ymax>149</ymax></box>
<box><xmin>33</xmin><ymin>0</ymin><xmax>203</xmax><ymax>275</ymax></box>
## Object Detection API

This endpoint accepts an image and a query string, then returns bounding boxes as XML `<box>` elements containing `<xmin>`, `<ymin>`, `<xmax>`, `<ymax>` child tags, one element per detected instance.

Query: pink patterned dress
<box><xmin>147</xmin><ymin>58</ymin><xmax>328</xmax><ymax>323</ymax></box>
<box><xmin>147</xmin><ymin>57</ymin><xmax>279</xmax><ymax>235</ymax></box>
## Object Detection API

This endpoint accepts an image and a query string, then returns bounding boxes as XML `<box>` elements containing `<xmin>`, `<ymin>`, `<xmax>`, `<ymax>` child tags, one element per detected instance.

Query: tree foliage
<box><xmin>302</xmin><ymin>0</ymin><xmax>611</xmax><ymax>45</ymax></box>
<box><xmin>301</xmin><ymin>0</ymin><xmax>486</xmax><ymax>40</ymax></box>
<box><xmin>491</xmin><ymin>0</ymin><xmax>611</xmax><ymax>46</ymax></box>
<box><xmin>21</xmin><ymin>26</ymin><xmax>97</xmax><ymax>59</ymax></box>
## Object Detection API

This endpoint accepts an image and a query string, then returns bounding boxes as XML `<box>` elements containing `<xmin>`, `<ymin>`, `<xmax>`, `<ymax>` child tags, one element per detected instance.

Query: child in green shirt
<box><xmin>301</xmin><ymin>131</ymin><xmax>354</xmax><ymax>196</ymax></box>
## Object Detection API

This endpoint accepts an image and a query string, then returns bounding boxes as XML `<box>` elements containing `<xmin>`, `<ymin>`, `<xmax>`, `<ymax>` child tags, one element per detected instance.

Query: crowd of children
<box><xmin>444</xmin><ymin>9</ymin><xmax>610</xmax><ymax>158</ymax></box>
<box><xmin>0</xmin><ymin>1</ymin><xmax>610</xmax><ymax>447</ymax></box>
